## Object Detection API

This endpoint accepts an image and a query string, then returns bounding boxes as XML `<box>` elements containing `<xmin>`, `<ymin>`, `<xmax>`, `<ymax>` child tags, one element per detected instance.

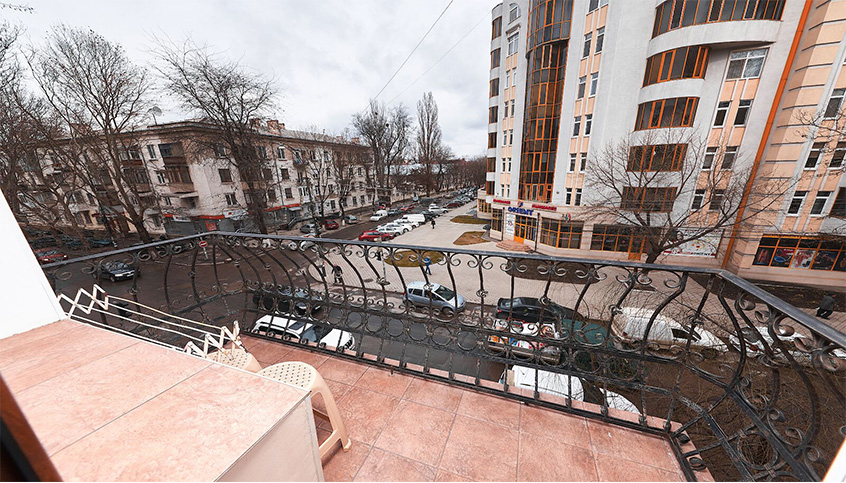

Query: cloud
<box><xmin>15</xmin><ymin>0</ymin><xmax>501</xmax><ymax>156</ymax></box>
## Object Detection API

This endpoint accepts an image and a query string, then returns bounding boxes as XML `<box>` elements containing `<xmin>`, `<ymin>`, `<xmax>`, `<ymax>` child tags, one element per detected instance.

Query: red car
<box><xmin>400</xmin><ymin>205</ymin><xmax>414</xmax><ymax>212</ymax></box>
<box><xmin>323</xmin><ymin>219</ymin><xmax>339</xmax><ymax>230</ymax></box>
<box><xmin>358</xmin><ymin>230</ymin><xmax>394</xmax><ymax>242</ymax></box>
<box><xmin>34</xmin><ymin>249</ymin><xmax>68</xmax><ymax>264</ymax></box>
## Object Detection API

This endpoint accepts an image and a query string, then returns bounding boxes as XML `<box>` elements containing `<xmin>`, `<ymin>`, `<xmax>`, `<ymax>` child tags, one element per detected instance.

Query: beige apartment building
<box><xmin>14</xmin><ymin>120</ymin><xmax>375</xmax><ymax>237</ymax></box>
<box><xmin>480</xmin><ymin>0</ymin><xmax>845</xmax><ymax>287</ymax></box>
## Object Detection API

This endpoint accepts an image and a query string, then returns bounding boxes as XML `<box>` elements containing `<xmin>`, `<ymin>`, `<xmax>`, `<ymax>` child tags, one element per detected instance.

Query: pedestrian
<box><xmin>431</xmin><ymin>218</ymin><xmax>436</xmax><ymax>229</ymax></box>
<box><xmin>424</xmin><ymin>256</ymin><xmax>432</xmax><ymax>275</ymax></box>
<box><xmin>333</xmin><ymin>264</ymin><xmax>343</xmax><ymax>285</ymax></box>
<box><xmin>817</xmin><ymin>293</ymin><xmax>836</xmax><ymax>319</ymax></box>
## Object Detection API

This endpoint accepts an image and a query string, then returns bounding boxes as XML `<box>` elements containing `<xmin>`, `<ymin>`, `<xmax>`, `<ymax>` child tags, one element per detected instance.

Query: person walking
<box><xmin>817</xmin><ymin>293</ymin><xmax>836</xmax><ymax>319</ymax></box>
<box><xmin>423</xmin><ymin>256</ymin><xmax>432</xmax><ymax>275</ymax></box>
<box><xmin>431</xmin><ymin>218</ymin><xmax>436</xmax><ymax>229</ymax></box>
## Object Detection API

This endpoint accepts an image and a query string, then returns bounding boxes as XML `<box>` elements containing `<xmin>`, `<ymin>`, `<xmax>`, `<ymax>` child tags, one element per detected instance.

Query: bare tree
<box><xmin>352</xmin><ymin>99</ymin><xmax>411</xmax><ymax>202</ymax></box>
<box><xmin>415</xmin><ymin>92</ymin><xmax>443</xmax><ymax>196</ymax></box>
<box><xmin>584</xmin><ymin>129</ymin><xmax>785</xmax><ymax>264</ymax></box>
<box><xmin>794</xmin><ymin>90</ymin><xmax>846</xmax><ymax>172</ymax></box>
<box><xmin>154</xmin><ymin>38</ymin><xmax>277</xmax><ymax>234</ymax></box>
<box><xmin>25</xmin><ymin>25</ymin><xmax>157</xmax><ymax>242</ymax></box>
<box><xmin>0</xmin><ymin>21</ymin><xmax>26</xmax><ymax>215</ymax></box>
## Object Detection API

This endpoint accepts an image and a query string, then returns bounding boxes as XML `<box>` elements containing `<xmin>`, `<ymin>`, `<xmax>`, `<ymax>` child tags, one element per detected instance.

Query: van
<box><xmin>612</xmin><ymin>307</ymin><xmax>727</xmax><ymax>355</ymax></box>
<box><xmin>400</xmin><ymin>214</ymin><xmax>425</xmax><ymax>226</ymax></box>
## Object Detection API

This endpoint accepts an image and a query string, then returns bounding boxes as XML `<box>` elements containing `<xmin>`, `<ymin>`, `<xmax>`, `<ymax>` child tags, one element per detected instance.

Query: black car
<box><xmin>98</xmin><ymin>261</ymin><xmax>140</xmax><ymax>282</ymax></box>
<box><xmin>86</xmin><ymin>236</ymin><xmax>114</xmax><ymax>248</ymax></box>
<box><xmin>58</xmin><ymin>235</ymin><xmax>83</xmax><ymax>250</ymax></box>
<box><xmin>252</xmin><ymin>286</ymin><xmax>324</xmax><ymax>316</ymax></box>
<box><xmin>495</xmin><ymin>297</ymin><xmax>582</xmax><ymax>324</ymax></box>
<box><xmin>29</xmin><ymin>236</ymin><xmax>58</xmax><ymax>249</ymax></box>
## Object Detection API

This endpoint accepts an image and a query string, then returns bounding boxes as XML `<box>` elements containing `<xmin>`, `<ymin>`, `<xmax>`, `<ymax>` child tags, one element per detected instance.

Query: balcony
<box><xmin>35</xmin><ymin>233</ymin><xmax>846</xmax><ymax>481</ymax></box>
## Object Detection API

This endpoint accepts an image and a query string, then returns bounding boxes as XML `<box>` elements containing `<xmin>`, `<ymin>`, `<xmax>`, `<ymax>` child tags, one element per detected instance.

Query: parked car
<box><xmin>612</xmin><ymin>307</ymin><xmax>728</xmax><ymax>356</ymax></box>
<box><xmin>86</xmin><ymin>236</ymin><xmax>115</xmax><ymax>248</ymax></box>
<box><xmin>370</xmin><ymin>210</ymin><xmax>388</xmax><ymax>222</ymax></box>
<box><xmin>252</xmin><ymin>314</ymin><xmax>355</xmax><ymax>350</ymax></box>
<box><xmin>400</xmin><ymin>205</ymin><xmax>414</xmax><ymax>213</ymax></box>
<box><xmin>387</xmin><ymin>208</ymin><xmax>401</xmax><ymax>216</ymax></box>
<box><xmin>375</xmin><ymin>225</ymin><xmax>407</xmax><ymax>237</ymax></box>
<box><xmin>300</xmin><ymin>223</ymin><xmax>317</xmax><ymax>234</ymax></box>
<box><xmin>288</xmin><ymin>233</ymin><xmax>316</xmax><ymax>251</ymax></box>
<box><xmin>342</xmin><ymin>215</ymin><xmax>358</xmax><ymax>224</ymax></box>
<box><xmin>252</xmin><ymin>286</ymin><xmax>323</xmax><ymax>315</ymax></box>
<box><xmin>728</xmin><ymin>326</ymin><xmax>846</xmax><ymax>368</ymax></box>
<box><xmin>496</xmin><ymin>297</ymin><xmax>582</xmax><ymax>325</ymax></box>
<box><xmin>396</xmin><ymin>216</ymin><xmax>422</xmax><ymax>228</ymax></box>
<box><xmin>98</xmin><ymin>261</ymin><xmax>140</xmax><ymax>282</ymax></box>
<box><xmin>34</xmin><ymin>249</ymin><xmax>68</xmax><ymax>264</ymax></box>
<box><xmin>428</xmin><ymin>205</ymin><xmax>447</xmax><ymax>214</ymax></box>
<box><xmin>323</xmin><ymin>219</ymin><xmax>339</xmax><ymax>230</ymax></box>
<box><xmin>358</xmin><ymin>230</ymin><xmax>394</xmax><ymax>242</ymax></box>
<box><xmin>402</xmin><ymin>281</ymin><xmax>466</xmax><ymax>316</ymax></box>
<box><xmin>29</xmin><ymin>236</ymin><xmax>58</xmax><ymax>249</ymax></box>
<box><xmin>506</xmin><ymin>365</ymin><xmax>640</xmax><ymax>414</ymax></box>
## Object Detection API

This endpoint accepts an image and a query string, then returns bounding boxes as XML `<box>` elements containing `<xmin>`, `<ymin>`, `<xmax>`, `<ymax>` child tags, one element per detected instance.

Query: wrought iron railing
<box><xmin>42</xmin><ymin>232</ymin><xmax>845</xmax><ymax>482</ymax></box>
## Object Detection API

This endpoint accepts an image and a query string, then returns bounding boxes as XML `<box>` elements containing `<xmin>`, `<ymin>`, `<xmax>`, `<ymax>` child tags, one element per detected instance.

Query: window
<box><xmin>503</xmin><ymin>130</ymin><xmax>508</xmax><ymax>145</ymax></box>
<box><xmin>491</xmin><ymin>48</ymin><xmax>501</xmax><ymax>69</ymax></box>
<box><xmin>277</xmin><ymin>146</ymin><xmax>286</xmax><ymax>159</ymax></box>
<box><xmin>506</xmin><ymin>69</ymin><xmax>511</xmax><ymax>87</ymax></box>
<box><xmin>225</xmin><ymin>193</ymin><xmax>237</xmax><ymax>206</ymax></box>
<box><xmin>213</xmin><ymin>144</ymin><xmax>228</xmax><ymax>157</ymax></box>
<box><xmin>588</xmin><ymin>0</ymin><xmax>599</xmax><ymax>12</ymax></box>
<box><xmin>653</xmin><ymin>0</ymin><xmax>784</xmax><ymax>37</ymax></box>
<box><xmin>727</xmin><ymin>49</ymin><xmax>767</xmax><ymax>79</ymax></box>
<box><xmin>580</xmin><ymin>153</ymin><xmax>587</xmax><ymax>171</ymax></box>
<box><xmin>585</xmin><ymin>114</ymin><xmax>593</xmax><ymax>135</ymax></box>
<box><xmin>787</xmin><ymin>191</ymin><xmax>807</xmax><ymax>214</ymax></box>
<box><xmin>158</xmin><ymin>143</ymin><xmax>178</xmax><ymax>157</ymax></box>
<box><xmin>806</xmin><ymin>143</ymin><xmax>825</xmax><ymax>169</ymax></box>
<box><xmin>509</xmin><ymin>4</ymin><xmax>520</xmax><ymax>22</ymax></box>
<box><xmin>565</xmin><ymin>188</ymin><xmax>572</xmax><ymax>204</ymax></box>
<box><xmin>489</xmin><ymin>106</ymin><xmax>499</xmax><ymax>124</ymax></box>
<box><xmin>514</xmin><ymin>215</ymin><xmax>537</xmax><ymax>240</ymax></box>
<box><xmin>284</xmin><ymin>188</ymin><xmax>293</xmax><ymax>199</ymax></box>
<box><xmin>831</xmin><ymin>142</ymin><xmax>845</xmax><ymax>169</ymax></box>
<box><xmin>146</xmin><ymin>145</ymin><xmax>157</xmax><ymax>159</ymax></box>
<box><xmin>722</xmin><ymin>146</ymin><xmax>737</xmax><ymax>169</ymax></box>
<box><xmin>591</xmin><ymin>224</ymin><xmax>660</xmax><ymax>253</ymax></box>
<box><xmin>573</xmin><ymin>116</ymin><xmax>581</xmax><ymax>136</ymax></box>
<box><xmin>643</xmin><ymin>45</ymin><xmax>710</xmax><ymax>86</ymax></box>
<box><xmin>488</xmin><ymin>157</ymin><xmax>497</xmax><ymax>172</ymax></box>
<box><xmin>491</xmin><ymin>209</ymin><xmax>503</xmax><ymax>231</ymax></box>
<box><xmin>703</xmin><ymin>147</ymin><xmax>717</xmax><ymax>169</ymax></box>
<box><xmin>280</xmin><ymin>168</ymin><xmax>290</xmax><ymax>180</ymax></box>
<box><xmin>540</xmin><ymin>220</ymin><xmax>583</xmax><ymax>248</ymax></box>
<box><xmin>492</xmin><ymin>16</ymin><xmax>502</xmax><ymax>39</ymax></box>
<box><xmin>824</xmin><ymin>88</ymin><xmax>845</xmax><ymax>119</ymax></box>
<box><xmin>577</xmin><ymin>76</ymin><xmax>586</xmax><ymax>99</ymax></box>
<box><xmin>714</xmin><ymin>101</ymin><xmax>730</xmax><ymax>127</ymax></box>
<box><xmin>162</xmin><ymin>196</ymin><xmax>172</xmax><ymax>206</ymax></box>
<box><xmin>582</xmin><ymin>33</ymin><xmax>592</xmax><ymax>58</ymax></box>
<box><xmin>595</xmin><ymin>27</ymin><xmax>604</xmax><ymax>53</ymax></box>
<box><xmin>507</xmin><ymin>34</ymin><xmax>518</xmax><ymax>56</ymax></box>
<box><xmin>628</xmin><ymin>144</ymin><xmax>687</xmax><ymax>171</ymax></box>
<box><xmin>709</xmin><ymin>189</ymin><xmax>725</xmax><ymax>212</ymax></box>
<box><xmin>262</xmin><ymin>168</ymin><xmax>273</xmax><ymax>180</ymax></box>
<box><xmin>330</xmin><ymin>200</ymin><xmax>336</xmax><ymax>210</ymax></box>
<box><xmin>635</xmin><ymin>97</ymin><xmax>699</xmax><ymax>130</ymax></box>
<box><xmin>509</xmin><ymin>129</ymin><xmax>514</xmax><ymax>144</ymax></box>
<box><xmin>752</xmin><ymin>235</ymin><xmax>846</xmax><ymax>271</ymax></box>
<box><xmin>490</xmin><ymin>78</ymin><xmax>500</xmax><ymax>97</ymax></box>
<box><xmin>486</xmin><ymin>180</ymin><xmax>495</xmax><ymax>195</ymax></box>
<box><xmin>621</xmin><ymin>187</ymin><xmax>677</xmax><ymax>212</ymax></box>
<box><xmin>569</xmin><ymin>154</ymin><xmax>576</xmax><ymax>171</ymax></box>
<box><xmin>691</xmin><ymin>189</ymin><xmax>706</xmax><ymax>210</ymax></box>
<box><xmin>589</xmin><ymin>73</ymin><xmax>599</xmax><ymax>96</ymax></box>
<box><xmin>832</xmin><ymin>188</ymin><xmax>846</xmax><ymax>217</ymax></box>
<box><xmin>156</xmin><ymin>171</ymin><xmax>166</xmax><ymax>184</ymax></box>
<box><xmin>218</xmin><ymin>168</ymin><xmax>232</xmax><ymax>182</ymax></box>
<box><xmin>256</xmin><ymin>146</ymin><xmax>268</xmax><ymax>159</ymax></box>
<box><xmin>575</xmin><ymin>188</ymin><xmax>582</xmax><ymax>206</ymax></box>
<box><xmin>488</xmin><ymin>132</ymin><xmax>497</xmax><ymax>148</ymax></box>
<box><xmin>512</xmin><ymin>69</ymin><xmax>517</xmax><ymax>87</ymax></box>
<box><xmin>811</xmin><ymin>191</ymin><xmax>831</xmax><ymax>215</ymax></box>
<box><xmin>734</xmin><ymin>99</ymin><xmax>752</xmax><ymax>125</ymax></box>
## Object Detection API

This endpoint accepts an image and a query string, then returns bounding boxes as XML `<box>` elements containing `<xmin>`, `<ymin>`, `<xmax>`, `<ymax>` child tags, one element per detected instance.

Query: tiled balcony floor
<box><xmin>242</xmin><ymin>335</ymin><xmax>689</xmax><ymax>482</ymax></box>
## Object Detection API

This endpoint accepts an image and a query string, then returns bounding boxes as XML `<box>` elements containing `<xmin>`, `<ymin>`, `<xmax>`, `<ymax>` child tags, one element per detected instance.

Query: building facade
<box><xmin>14</xmin><ymin>120</ymin><xmax>375</xmax><ymax>237</ymax></box>
<box><xmin>482</xmin><ymin>0</ymin><xmax>846</xmax><ymax>287</ymax></box>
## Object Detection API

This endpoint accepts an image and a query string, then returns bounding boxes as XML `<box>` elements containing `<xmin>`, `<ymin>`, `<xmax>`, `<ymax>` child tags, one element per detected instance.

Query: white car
<box><xmin>507</xmin><ymin>365</ymin><xmax>640</xmax><ymax>414</ymax></box>
<box><xmin>253</xmin><ymin>314</ymin><xmax>355</xmax><ymax>350</ymax></box>
<box><xmin>396</xmin><ymin>217</ymin><xmax>422</xmax><ymax>228</ymax></box>
<box><xmin>428</xmin><ymin>205</ymin><xmax>447</xmax><ymax>214</ymax></box>
<box><xmin>729</xmin><ymin>326</ymin><xmax>846</xmax><ymax>368</ymax></box>
<box><xmin>613</xmin><ymin>307</ymin><xmax>728</xmax><ymax>355</ymax></box>
<box><xmin>370</xmin><ymin>210</ymin><xmax>388</xmax><ymax>222</ymax></box>
<box><xmin>377</xmin><ymin>225</ymin><xmax>408</xmax><ymax>236</ymax></box>
<box><xmin>288</xmin><ymin>233</ymin><xmax>316</xmax><ymax>251</ymax></box>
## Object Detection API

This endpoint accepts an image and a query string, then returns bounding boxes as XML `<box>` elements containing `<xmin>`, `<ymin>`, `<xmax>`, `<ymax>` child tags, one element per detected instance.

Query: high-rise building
<box><xmin>481</xmin><ymin>0</ymin><xmax>846</xmax><ymax>287</ymax></box>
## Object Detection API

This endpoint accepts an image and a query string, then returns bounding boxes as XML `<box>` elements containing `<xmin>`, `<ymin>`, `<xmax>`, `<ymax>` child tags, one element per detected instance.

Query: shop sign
<box><xmin>492</xmin><ymin>198</ymin><xmax>510</xmax><ymax>205</ymax></box>
<box><xmin>507</xmin><ymin>206</ymin><xmax>534</xmax><ymax>216</ymax></box>
<box><xmin>531</xmin><ymin>203</ymin><xmax>557</xmax><ymax>212</ymax></box>
<box><xmin>664</xmin><ymin>229</ymin><xmax>722</xmax><ymax>257</ymax></box>
<box><xmin>504</xmin><ymin>212</ymin><xmax>516</xmax><ymax>237</ymax></box>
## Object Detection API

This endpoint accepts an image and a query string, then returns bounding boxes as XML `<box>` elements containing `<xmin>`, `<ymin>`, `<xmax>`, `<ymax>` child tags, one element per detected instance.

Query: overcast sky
<box><xmin>6</xmin><ymin>0</ymin><xmax>500</xmax><ymax>157</ymax></box>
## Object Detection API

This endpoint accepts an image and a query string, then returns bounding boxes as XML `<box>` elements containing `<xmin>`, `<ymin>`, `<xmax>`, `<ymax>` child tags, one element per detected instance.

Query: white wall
<box><xmin>0</xmin><ymin>191</ymin><xmax>66</xmax><ymax>338</ymax></box>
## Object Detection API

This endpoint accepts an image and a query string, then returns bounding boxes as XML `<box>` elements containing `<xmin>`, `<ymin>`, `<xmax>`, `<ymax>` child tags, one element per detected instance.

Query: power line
<box><xmin>386</xmin><ymin>11</ymin><xmax>488</xmax><ymax>106</ymax></box>
<box><xmin>372</xmin><ymin>0</ymin><xmax>453</xmax><ymax>101</ymax></box>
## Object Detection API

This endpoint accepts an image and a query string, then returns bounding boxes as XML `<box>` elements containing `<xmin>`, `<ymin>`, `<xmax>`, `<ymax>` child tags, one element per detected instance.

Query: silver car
<box><xmin>402</xmin><ymin>281</ymin><xmax>466</xmax><ymax>316</ymax></box>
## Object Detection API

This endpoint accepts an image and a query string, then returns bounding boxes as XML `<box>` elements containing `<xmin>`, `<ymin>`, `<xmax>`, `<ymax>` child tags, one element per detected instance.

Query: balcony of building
<box><xmin>3</xmin><ymin>229</ymin><xmax>845</xmax><ymax>481</ymax></box>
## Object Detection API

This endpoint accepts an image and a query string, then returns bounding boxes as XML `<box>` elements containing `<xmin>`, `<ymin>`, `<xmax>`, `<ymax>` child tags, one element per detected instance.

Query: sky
<box><xmin>4</xmin><ymin>0</ymin><xmax>501</xmax><ymax>157</ymax></box>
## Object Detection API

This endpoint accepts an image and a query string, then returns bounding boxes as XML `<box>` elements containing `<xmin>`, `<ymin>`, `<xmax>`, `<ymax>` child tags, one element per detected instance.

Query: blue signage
<box><xmin>507</xmin><ymin>207</ymin><xmax>534</xmax><ymax>215</ymax></box>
